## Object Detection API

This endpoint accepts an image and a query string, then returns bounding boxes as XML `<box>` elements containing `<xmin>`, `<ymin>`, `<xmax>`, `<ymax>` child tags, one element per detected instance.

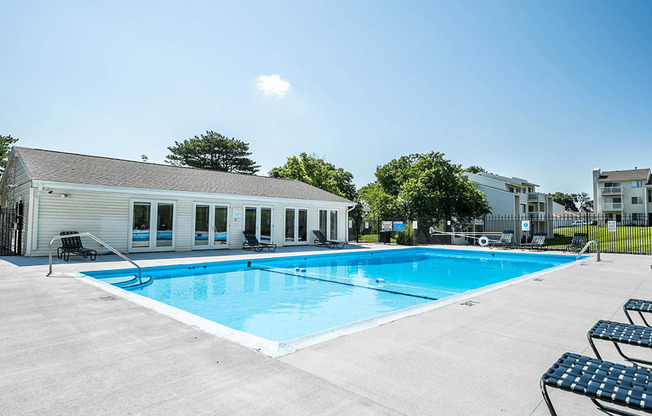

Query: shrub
<box><xmin>395</xmin><ymin>231</ymin><xmax>415</xmax><ymax>246</ymax></box>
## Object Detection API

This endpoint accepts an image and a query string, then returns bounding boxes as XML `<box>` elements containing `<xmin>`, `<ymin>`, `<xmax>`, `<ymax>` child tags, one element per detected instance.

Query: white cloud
<box><xmin>256</xmin><ymin>74</ymin><xmax>291</xmax><ymax>98</ymax></box>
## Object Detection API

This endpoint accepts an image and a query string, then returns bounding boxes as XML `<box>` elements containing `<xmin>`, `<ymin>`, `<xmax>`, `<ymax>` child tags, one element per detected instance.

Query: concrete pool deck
<box><xmin>1</xmin><ymin>244</ymin><xmax>651</xmax><ymax>415</ymax></box>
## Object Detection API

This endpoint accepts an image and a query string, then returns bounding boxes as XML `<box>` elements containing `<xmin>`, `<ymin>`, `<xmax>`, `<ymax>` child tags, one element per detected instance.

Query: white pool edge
<box><xmin>76</xmin><ymin>251</ymin><xmax>593</xmax><ymax>358</ymax></box>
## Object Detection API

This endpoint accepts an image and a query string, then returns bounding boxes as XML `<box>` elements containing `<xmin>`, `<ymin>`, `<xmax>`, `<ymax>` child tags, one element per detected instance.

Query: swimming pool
<box><xmin>83</xmin><ymin>247</ymin><xmax>582</xmax><ymax>355</ymax></box>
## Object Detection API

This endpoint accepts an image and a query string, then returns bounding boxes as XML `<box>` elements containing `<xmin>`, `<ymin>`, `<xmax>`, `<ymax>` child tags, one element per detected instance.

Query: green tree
<box><xmin>369</xmin><ymin>152</ymin><xmax>490</xmax><ymax>228</ymax></box>
<box><xmin>464</xmin><ymin>165</ymin><xmax>486</xmax><ymax>174</ymax></box>
<box><xmin>269</xmin><ymin>153</ymin><xmax>356</xmax><ymax>201</ymax></box>
<box><xmin>166</xmin><ymin>131</ymin><xmax>260</xmax><ymax>174</ymax></box>
<box><xmin>0</xmin><ymin>134</ymin><xmax>18</xmax><ymax>175</ymax></box>
<box><xmin>550</xmin><ymin>192</ymin><xmax>577</xmax><ymax>212</ymax></box>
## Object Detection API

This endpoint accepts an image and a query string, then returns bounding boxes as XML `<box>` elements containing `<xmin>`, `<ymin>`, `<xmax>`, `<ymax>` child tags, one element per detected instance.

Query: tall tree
<box><xmin>0</xmin><ymin>134</ymin><xmax>18</xmax><ymax>175</ymax></box>
<box><xmin>367</xmin><ymin>152</ymin><xmax>490</xmax><ymax>227</ymax></box>
<box><xmin>166</xmin><ymin>131</ymin><xmax>260</xmax><ymax>174</ymax></box>
<box><xmin>550</xmin><ymin>192</ymin><xmax>577</xmax><ymax>212</ymax></box>
<box><xmin>464</xmin><ymin>165</ymin><xmax>487</xmax><ymax>174</ymax></box>
<box><xmin>269</xmin><ymin>153</ymin><xmax>356</xmax><ymax>201</ymax></box>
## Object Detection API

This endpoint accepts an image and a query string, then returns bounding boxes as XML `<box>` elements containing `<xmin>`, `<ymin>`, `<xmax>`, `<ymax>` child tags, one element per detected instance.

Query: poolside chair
<box><xmin>488</xmin><ymin>230</ymin><xmax>514</xmax><ymax>248</ymax></box>
<box><xmin>624</xmin><ymin>298</ymin><xmax>652</xmax><ymax>327</ymax></box>
<box><xmin>242</xmin><ymin>232</ymin><xmax>277</xmax><ymax>252</ymax></box>
<box><xmin>587</xmin><ymin>320</ymin><xmax>652</xmax><ymax>366</ymax></box>
<box><xmin>57</xmin><ymin>231</ymin><xmax>97</xmax><ymax>262</ymax></box>
<box><xmin>521</xmin><ymin>233</ymin><xmax>547</xmax><ymax>250</ymax></box>
<box><xmin>313</xmin><ymin>230</ymin><xmax>346</xmax><ymax>249</ymax></box>
<box><xmin>541</xmin><ymin>352</ymin><xmax>652</xmax><ymax>416</ymax></box>
<box><xmin>565</xmin><ymin>232</ymin><xmax>588</xmax><ymax>252</ymax></box>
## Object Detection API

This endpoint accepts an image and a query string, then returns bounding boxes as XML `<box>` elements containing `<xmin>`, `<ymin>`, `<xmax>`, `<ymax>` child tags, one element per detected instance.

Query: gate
<box><xmin>0</xmin><ymin>202</ymin><xmax>23</xmax><ymax>256</ymax></box>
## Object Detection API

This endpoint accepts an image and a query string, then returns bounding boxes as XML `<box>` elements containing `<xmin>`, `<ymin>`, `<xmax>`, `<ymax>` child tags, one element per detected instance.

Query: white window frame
<box><xmin>284</xmin><ymin>207</ymin><xmax>309</xmax><ymax>245</ymax></box>
<box><xmin>320</xmin><ymin>208</ymin><xmax>340</xmax><ymax>242</ymax></box>
<box><xmin>632</xmin><ymin>196</ymin><xmax>643</xmax><ymax>205</ymax></box>
<box><xmin>192</xmin><ymin>202</ymin><xmax>231</xmax><ymax>250</ymax></box>
<box><xmin>128</xmin><ymin>199</ymin><xmax>177</xmax><ymax>253</ymax></box>
<box><xmin>633</xmin><ymin>180</ymin><xmax>643</xmax><ymax>188</ymax></box>
<box><xmin>243</xmin><ymin>205</ymin><xmax>274</xmax><ymax>243</ymax></box>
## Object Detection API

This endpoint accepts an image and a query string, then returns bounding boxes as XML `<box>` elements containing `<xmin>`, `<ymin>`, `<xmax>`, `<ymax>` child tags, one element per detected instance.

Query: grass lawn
<box><xmin>548</xmin><ymin>225</ymin><xmax>652</xmax><ymax>254</ymax></box>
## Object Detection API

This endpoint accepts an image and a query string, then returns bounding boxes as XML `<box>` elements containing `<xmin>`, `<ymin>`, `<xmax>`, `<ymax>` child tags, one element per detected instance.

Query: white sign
<box><xmin>608</xmin><ymin>221</ymin><xmax>617</xmax><ymax>232</ymax></box>
<box><xmin>521</xmin><ymin>220</ymin><xmax>530</xmax><ymax>231</ymax></box>
<box><xmin>381</xmin><ymin>221</ymin><xmax>393</xmax><ymax>231</ymax></box>
<box><xmin>232</xmin><ymin>209</ymin><xmax>242</xmax><ymax>222</ymax></box>
<box><xmin>412</xmin><ymin>220</ymin><xmax>418</xmax><ymax>229</ymax></box>
<box><xmin>365</xmin><ymin>221</ymin><xmax>369</xmax><ymax>229</ymax></box>
<box><xmin>348</xmin><ymin>220</ymin><xmax>353</xmax><ymax>228</ymax></box>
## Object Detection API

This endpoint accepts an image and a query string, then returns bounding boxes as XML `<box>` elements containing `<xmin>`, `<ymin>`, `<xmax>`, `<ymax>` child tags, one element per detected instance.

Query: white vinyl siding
<box><xmin>28</xmin><ymin>187</ymin><xmax>349</xmax><ymax>256</ymax></box>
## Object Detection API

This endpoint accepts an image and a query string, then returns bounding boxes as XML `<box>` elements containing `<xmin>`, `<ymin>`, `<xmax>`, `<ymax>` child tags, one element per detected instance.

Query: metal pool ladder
<box><xmin>48</xmin><ymin>232</ymin><xmax>150</xmax><ymax>287</ymax></box>
<box><xmin>577</xmin><ymin>240</ymin><xmax>601</xmax><ymax>262</ymax></box>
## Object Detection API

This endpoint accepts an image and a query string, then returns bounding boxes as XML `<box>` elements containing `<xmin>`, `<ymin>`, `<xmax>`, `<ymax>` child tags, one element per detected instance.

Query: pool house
<box><xmin>0</xmin><ymin>147</ymin><xmax>354</xmax><ymax>256</ymax></box>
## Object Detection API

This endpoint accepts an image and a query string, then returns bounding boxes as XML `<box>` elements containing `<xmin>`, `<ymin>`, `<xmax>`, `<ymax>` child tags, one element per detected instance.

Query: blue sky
<box><xmin>1</xmin><ymin>0</ymin><xmax>651</xmax><ymax>195</ymax></box>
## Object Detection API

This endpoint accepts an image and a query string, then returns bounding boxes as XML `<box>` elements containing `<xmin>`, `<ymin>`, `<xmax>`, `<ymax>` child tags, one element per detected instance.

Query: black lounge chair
<box><xmin>541</xmin><ymin>352</ymin><xmax>652</xmax><ymax>416</ymax></box>
<box><xmin>624</xmin><ymin>298</ymin><xmax>652</xmax><ymax>327</ymax></box>
<box><xmin>57</xmin><ymin>231</ymin><xmax>97</xmax><ymax>262</ymax></box>
<box><xmin>242</xmin><ymin>232</ymin><xmax>277</xmax><ymax>252</ymax></box>
<box><xmin>488</xmin><ymin>230</ymin><xmax>514</xmax><ymax>248</ymax></box>
<box><xmin>588</xmin><ymin>320</ymin><xmax>652</xmax><ymax>366</ymax></box>
<box><xmin>565</xmin><ymin>232</ymin><xmax>588</xmax><ymax>252</ymax></box>
<box><xmin>313</xmin><ymin>230</ymin><xmax>345</xmax><ymax>249</ymax></box>
<box><xmin>521</xmin><ymin>233</ymin><xmax>547</xmax><ymax>250</ymax></box>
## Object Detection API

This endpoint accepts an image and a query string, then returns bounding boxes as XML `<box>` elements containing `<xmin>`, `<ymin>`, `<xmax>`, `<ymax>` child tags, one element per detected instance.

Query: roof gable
<box><xmin>14</xmin><ymin>147</ymin><xmax>353</xmax><ymax>204</ymax></box>
<box><xmin>597</xmin><ymin>168</ymin><xmax>651</xmax><ymax>182</ymax></box>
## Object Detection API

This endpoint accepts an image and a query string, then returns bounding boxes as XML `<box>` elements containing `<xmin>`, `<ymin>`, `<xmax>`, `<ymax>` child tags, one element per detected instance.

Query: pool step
<box><xmin>113</xmin><ymin>275</ymin><xmax>153</xmax><ymax>289</ymax></box>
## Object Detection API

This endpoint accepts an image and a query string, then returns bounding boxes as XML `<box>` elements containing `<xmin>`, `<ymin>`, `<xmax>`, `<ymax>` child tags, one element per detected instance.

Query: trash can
<box><xmin>379</xmin><ymin>231</ymin><xmax>391</xmax><ymax>244</ymax></box>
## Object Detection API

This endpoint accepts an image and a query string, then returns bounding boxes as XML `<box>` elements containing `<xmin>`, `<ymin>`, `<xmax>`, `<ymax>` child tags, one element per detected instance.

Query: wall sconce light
<box><xmin>60</xmin><ymin>194</ymin><xmax>69</xmax><ymax>198</ymax></box>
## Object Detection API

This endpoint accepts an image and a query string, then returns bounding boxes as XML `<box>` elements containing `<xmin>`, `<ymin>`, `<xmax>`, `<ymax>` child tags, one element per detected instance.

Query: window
<box><xmin>632</xmin><ymin>196</ymin><xmax>643</xmax><ymax>204</ymax></box>
<box><xmin>633</xmin><ymin>180</ymin><xmax>643</xmax><ymax>188</ymax></box>
<box><xmin>632</xmin><ymin>213</ymin><xmax>645</xmax><ymax>221</ymax></box>
<box><xmin>285</xmin><ymin>208</ymin><xmax>308</xmax><ymax>243</ymax></box>
<box><xmin>319</xmin><ymin>210</ymin><xmax>328</xmax><ymax>235</ymax></box>
<box><xmin>604</xmin><ymin>182</ymin><xmax>621</xmax><ymax>187</ymax></box>
<box><xmin>649</xmin><ymin>190</ymin><xmax>652</xmax><ymax>203</ymax></box>
<box><xmin>130</xmin><ymin>200</ymin><xmax>175</xmax><ymax>252</ymax></box>
<box><xmin>193</xmin><ymin>204</ymin><xmax>229</xmax><ymax>249</ymax></box>
<box><xmin>330</xmin><ymin>210</ymin><xmax>338</xmax><ymax>240</ymax></box>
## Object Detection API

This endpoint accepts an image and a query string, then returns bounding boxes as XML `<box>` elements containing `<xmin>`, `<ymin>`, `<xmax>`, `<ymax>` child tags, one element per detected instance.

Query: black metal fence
<box><xmin>350</xmin><ymin>213</ymin><xmax>652</xmax><ymax>255</ymax></box>
<box><xmin>0</xmin><ymin>206</ymin><xmax>22</xmax><ymax>256</ymax></box>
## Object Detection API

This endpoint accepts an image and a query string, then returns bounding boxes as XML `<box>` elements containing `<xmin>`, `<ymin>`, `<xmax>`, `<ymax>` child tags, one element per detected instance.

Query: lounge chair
<box><xmin>521</xmin><ymin>233</ymin><xmax>547</xmax><ymax>250</ymax></box>
<box><xmin>565</xmin><ymin>232</ymin><xmax>588</xmax><ymax>252</ymax></box>
<box><xmin>242</xmin><ymin>232</ymin><xmax>277</xmax><ymax>252</ymax></box>
<box><xmin>313</xmin><ymin>230</ymin><xmax>345</xmax><ymax>248</ymax></box>
<box><xmin>624</xmin><ymin>298</ymin><xmax>652</xmax><ymax>327</ymax></box>
<box><xmin>587</xmin><ymin>320</ymin><xmax>652</xmax><ymax>366</ymax></box>
<box><xmin>541</xmin><ymin>352</ymin><xmax>652</xmax><ymax>415</ymax></box>
<box><xmin>57</xmin><ymin>231</ymin><xmax>97</xmax><ymax>261</ymax></box>
<box><xmin>488</xmin><ymin>230</ymin><xmax>514</xmax><ymax>248</ymax></box>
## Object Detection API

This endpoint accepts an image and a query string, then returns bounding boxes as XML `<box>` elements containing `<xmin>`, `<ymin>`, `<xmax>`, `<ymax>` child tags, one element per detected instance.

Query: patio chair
<box><xmin>565</xmin><ymin>232</ymin><xmax>588</xmax><ymax>252</ymax></box>
<box><xmin>488</xmin><ymin>230</ymin><xmax>514</xmax><ymax>248</ymax></box>
<box><xmin>587</xmin><ymin>320</ymin><xmax>652</xmax><ymax>366</ymax></box>
<box><xmin>242</xmin><ymin>232</ymin><xmax>277</xmax><ymax>252</ymax></box>
<box><xmin>313</xmin><ymin>230</ymin><xmax>346</xmax><ymax>249</ymax></box>
<box><xmin>541</xmin><ymin>352</ymin><xmax>652</xmax><ymax>416</ymax></box>
<box><xmin>521</xmin><ymin>233</ymin><xmax>547</xmax><ymax>250</ymax></box>
<box><xmin>57</xmin><ymin>231</ymin><xmax>97</xmax><ymax>262</ymax></box>
<box><xmin>624</xmin><ymin>298</ymin><xmax>652</xmax><ymax>327</ymax></box>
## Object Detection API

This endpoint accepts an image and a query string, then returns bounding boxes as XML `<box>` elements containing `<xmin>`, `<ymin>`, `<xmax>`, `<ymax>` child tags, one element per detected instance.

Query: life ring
<box><xmin>478</xmin><ymin>235</ymin><xmax>490</xmax><ymax>247</ymax></box>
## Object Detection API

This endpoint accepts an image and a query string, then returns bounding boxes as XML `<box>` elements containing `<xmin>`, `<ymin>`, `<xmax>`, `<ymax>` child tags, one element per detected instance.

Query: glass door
<box><xmin>285</xmin><ymin>208</ymin><xmax>308</xmax><ymax>244</ymax></box>
<box><xmin>156</xmin><ymin>203</ymin><xmax>174</xmax><ymax>248</ymax></box>
<box><xmin>130</xmin><ymin>200</ymin><xmax>175</xmax><ymax>252</ymax></box>
<box><xmin>213</xmin><ymin>205</ymin><xmax>228</xmax><ymax>247</ymax></box>
<box><xmin>194</xmin><ymin>205</ymin><xmax>210</xmax><ymax>247</ymax></box>
<box><xmin>330</xmin><ymin>209</ymin><xmax>338</xmax><ymax>240</ymax></box>
<box><xmin>260</xmin><ymin>207</ymin><xmax>272</xmax><ymax>243</ymax></box>
<box><xmin>244</xmin><ymin>207</ymin><xmax>257</xmax><ymax>236</ymax></box>
<box><xmin>298</xmin><ymin>209</ymin><xmax>307</xmax><ymax>242</ymax></box>
<box><xmin>132</xmin><ymin>202</ymin><xmax>151</xmax><ymax>248</ymax></box>
<box><xmin>285</xmin><ymin>209</ymin><xmax>295</xmax><ymax>243</ymax></box>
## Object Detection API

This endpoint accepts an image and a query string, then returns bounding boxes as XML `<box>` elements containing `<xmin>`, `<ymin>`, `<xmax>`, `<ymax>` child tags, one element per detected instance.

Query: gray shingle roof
<box><xmin>597</xmin><ymin>168</ymin><xmax>651</xmax><ymax>182</ymax></box>
<box><xmin>14</xmin><ymin>147</ymin><xmax>353</xmax><ymax>204</ymax></box>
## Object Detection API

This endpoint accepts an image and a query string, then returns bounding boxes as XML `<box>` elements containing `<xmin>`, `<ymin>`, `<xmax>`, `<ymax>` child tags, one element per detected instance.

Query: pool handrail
<box><xmin>48</xmin><ymin>232</ymin><xmax>142</xmax><ymax>283</ymax></box>
<box><xmin>577</xmin><ymin>240</ymin><xmax>600</xmax><ymax>262</ymax></box>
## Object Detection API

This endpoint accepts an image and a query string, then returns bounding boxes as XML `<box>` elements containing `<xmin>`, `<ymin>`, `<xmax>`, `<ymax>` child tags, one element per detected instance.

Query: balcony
<box><xmin>528</xmin><ymin>193</ymin><xmax>546</xmax><ymax>202</ymax></box>
<box><xmin>602</xmin><ymin>186</ymin><xmax>623</xmax><ymax>195</ymax></box>
<box><xmin>603</xmin><ymin>202</ymin><xmax>623</xmax><ymax>211</ymax></box>
<box><xmin>528</xmin><ymin>211</ymin><xmax>546</xmax><ymax>220</ymax></box>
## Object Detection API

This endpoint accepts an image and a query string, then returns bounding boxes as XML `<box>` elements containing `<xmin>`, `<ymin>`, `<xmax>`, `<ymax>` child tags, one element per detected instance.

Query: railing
<box><xmin>528</xmin><ymin>193</ymin><xmax>545</xmax><ymax>201</ymax></box>
<box><xmin>603</xmin><ymin>203</ymin><xmax>623</xmax><ymax>210</ymax></box>
<box><xmin>47</xmin><ymin>232</ymin><xmax>142</xmax><ymax>284</ymax></box>
<box><xmin>602</xmin><ymin>187</ymin><xmax>623</xmax><ymax>195</ymax></box>
<box><xmin>577</xmin><ymin>240</ymin><xmax>600</xmax><ymax>262</ymax></box>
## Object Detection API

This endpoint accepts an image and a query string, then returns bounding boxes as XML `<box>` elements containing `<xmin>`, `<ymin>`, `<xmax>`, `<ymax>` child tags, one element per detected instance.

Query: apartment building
<box><xmin>592</xmin><ymin>168</ymin><xmax>652</xmax><ymax>224</ymax></box>
<box><xmin>465</xmin><ymin>172</ymin><xmax>555</xmax><ymax>238</ymax></box>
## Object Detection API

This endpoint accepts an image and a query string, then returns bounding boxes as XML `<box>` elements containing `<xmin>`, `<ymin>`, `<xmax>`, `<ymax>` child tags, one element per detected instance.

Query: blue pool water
<box><xmin>84</xmin><ymin>248</ymin><xmax>579</xmax><ymax>342</ymax></box>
